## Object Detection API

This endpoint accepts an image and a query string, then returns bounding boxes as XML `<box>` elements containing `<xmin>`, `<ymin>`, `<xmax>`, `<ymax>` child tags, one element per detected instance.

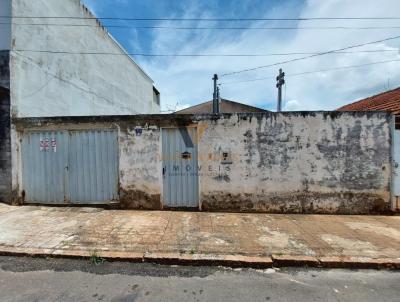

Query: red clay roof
<box><xmin>337</xmin><ymin>87</ymin><xmax>400</xmax><ymax>115</ymax></box>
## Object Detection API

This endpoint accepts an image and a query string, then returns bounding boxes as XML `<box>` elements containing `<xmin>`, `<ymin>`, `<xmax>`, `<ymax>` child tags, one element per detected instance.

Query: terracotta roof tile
<box><xmin>337</xmin><ymin>87</ymin><xmax>400</xmax><ymax>114</ymax></box>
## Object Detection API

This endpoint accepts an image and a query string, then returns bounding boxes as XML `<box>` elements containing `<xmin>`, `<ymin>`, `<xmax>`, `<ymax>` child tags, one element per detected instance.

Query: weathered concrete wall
<box><xmin>11</xmin><ymin>112</ymin><xmax>393</xmax><ymax>214</ymax></box>
<box><xmin>197</xmin><ymin>113</ymin><xmax>392</xmax><ymax>214</ymax></box>
<box><xmin>10</xmin><ymin>0</ymin><xmax>160</xmax><ymax>117</ymax></box>
<box><xmin>119</xmin><ymin>122</ymin><xmax>162</xmax><ymax>210</ymax></box>
<box><xmin>0</xmin><ymin>87</ymin><xmax>11</xmax><ymax>203</ymax></box>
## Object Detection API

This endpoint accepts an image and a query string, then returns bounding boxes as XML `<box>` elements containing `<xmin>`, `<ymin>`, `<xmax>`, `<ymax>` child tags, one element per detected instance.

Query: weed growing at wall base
<box><xmin>89</xmin><ymin>250</ymin><xmax>105</xmax><ymax>265</ymax></box>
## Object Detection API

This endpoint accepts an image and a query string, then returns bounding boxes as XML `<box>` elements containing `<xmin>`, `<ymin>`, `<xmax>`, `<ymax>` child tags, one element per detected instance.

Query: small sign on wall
<box><xmin>40</xmin><ymin>138</ymin><xmax>57</xmax><ymax>152</ymax></box>
<box><xmin>135</xmin><ymin>128</ymin><xmax>143</xmax><ymax>137</ymax></box>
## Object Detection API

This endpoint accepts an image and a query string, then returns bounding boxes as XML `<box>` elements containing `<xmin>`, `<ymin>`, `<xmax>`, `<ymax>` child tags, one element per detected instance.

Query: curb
<box><xmin>271</xmin><ymin>254</ymin><xmax>320</xmax><ymax>267</ymax></box>
<box><xmin>318</xmin><ymin>256</ymin><xmax>400</xmax><ymax>269</ymax></box>
<box><xmin>143</xmin><ymin>252</ymin><xmax>273</xmax><ymax>268</ymax></box>
<box><xmin>0</xmin><ymin>247</ymin><xmax>399</xmax><ymax>270</ymax></box>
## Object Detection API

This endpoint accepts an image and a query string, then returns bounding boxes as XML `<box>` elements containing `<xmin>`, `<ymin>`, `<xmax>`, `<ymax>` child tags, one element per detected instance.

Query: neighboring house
<box><xmin>1</xmin><ymin>0</ymin><xmax>160</xmax><ymax>117</ymax></box>
<box><xmin>338</xmin><ymin>87</ymin><xmax>400</xmax><ymax>211</ymax></box>
<box><xmin>0</xmin><ymin>0</ymin><xmax>160</xmax><ymax>203</ymax></box>
<box><xmin>175</xmin><ymin>99</ymin><xmax>269</xmax><ymax>114</ymax></box>
<box><xmin>337</xmin><ymin>87</ymin><xmax>400</xmax><ymax>128</ymax></box>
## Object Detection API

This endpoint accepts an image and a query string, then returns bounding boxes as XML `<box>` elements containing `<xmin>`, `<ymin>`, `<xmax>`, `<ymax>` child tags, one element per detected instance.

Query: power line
<box><xmin>219</xmin><ymin>58</ymin><xmax>400</xmax><ymax>85</ymax></box>
<box><xmin>221</xmin><ymin>34</ymin><xmax>400</xmax><ymax>77</ymax></box>
<box><xmin>2</xmin><ymin>22</ymin><xmax>400</xmax><ymax>30</ymax></box>
<box><xmin>2</xmin><ymin>16</ymin><xmax>400</xmax><ymax>21</ymax></box>
<box><xmin>11</xmin><ymin>49</ymin><xmax>399</xmax><ymax>57</ymax></box>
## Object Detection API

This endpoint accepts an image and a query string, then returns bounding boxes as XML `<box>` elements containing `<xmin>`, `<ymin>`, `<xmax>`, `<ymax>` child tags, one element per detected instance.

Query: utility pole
<box><xmin>276</xmin><ymin>68</ymin><xmax>285</xmax><ymax>112</ymax></box>
<box><xmin>216</xmin><ymin>86</ymin><xmax>221</xmax><ymax>111</ymax></box>
<box><xmin>213</xmin><ymin>74</ymin><xmax>219</xmax><ymax>114</ymax></box>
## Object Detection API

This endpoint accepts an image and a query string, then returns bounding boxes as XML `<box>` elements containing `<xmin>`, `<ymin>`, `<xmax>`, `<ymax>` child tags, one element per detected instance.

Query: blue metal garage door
<box><xmin>68</xmin><ymin>130</ymin><xmax>119</xmax><ymax>204</ymax></box>
<box><xmin>162</xmin><ymin>127</ymin><xmax>199</xmax><ymax>208</ymax></box>
<box><xmin>21</xmin><ymin>129</ymin><xmax>118</xmax><ymax>205</ymax></box>
<box><xmin>21</xmin><ymin>131</ymin><xmax>69</xmax><ymax>204</ymax></box>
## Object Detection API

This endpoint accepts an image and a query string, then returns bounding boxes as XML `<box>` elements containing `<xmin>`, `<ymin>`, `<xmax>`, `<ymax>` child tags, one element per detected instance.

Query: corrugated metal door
<box><xmin>162</xmin><ymin>127</ymin><xmax>199</xmax><ymax>208</ymax></box>
<box><xmin>22</xmin><ymin>129</ymin><xmax>118</xmax><ymax>205</ymax></box>
<box><xmin>22</xmin><ymin>131</ymin><xmax>69</xmax><ymax>204</ymax></box>
<box><xmin>68</xmin><ymin>130</ymin><xmax>119</xmax><ymax>204</ymax></box>
<box><xmin>393</xmin><ymin>130</ymin><xmax>400</xmax><ymax>196</ymax></box>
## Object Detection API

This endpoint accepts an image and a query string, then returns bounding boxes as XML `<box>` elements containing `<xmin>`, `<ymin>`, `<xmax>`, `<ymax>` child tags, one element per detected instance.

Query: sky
<box><xmin>82</xmin><ymin>0</ymin><xmax>400</xmax><ymax>112</ymax></box>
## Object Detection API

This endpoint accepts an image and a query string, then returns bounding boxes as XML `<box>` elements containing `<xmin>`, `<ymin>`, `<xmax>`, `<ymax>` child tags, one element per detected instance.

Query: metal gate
<box><xmin>22</xmin><ymin>131</ymin><xmax>69</xmax><ymax>204</ymax></box>
<box><xmin>68</xmin><ymin>130</ymin><xmax>119</xmax><ymax>204</ymax></box>
<box><xmin>162</xmin><ymin>127</ymin><xmax>199</xmax><ymax>208</ymax></box>
<box><xmin>393</xmin><ymin>130</ymin><xmax>400</xmax><ymax>210</ymax></box>
<box><xmin>21</xmin><ymin>129</ymin><xmax>119</xmax><ymax>204</ymax></box>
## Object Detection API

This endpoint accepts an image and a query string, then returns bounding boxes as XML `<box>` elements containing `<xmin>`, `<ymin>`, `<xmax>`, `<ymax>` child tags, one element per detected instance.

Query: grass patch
<box><xmin>89</xmin><ymin>250</ymin><xmax>105</xmax><ymax>265</ymax></box>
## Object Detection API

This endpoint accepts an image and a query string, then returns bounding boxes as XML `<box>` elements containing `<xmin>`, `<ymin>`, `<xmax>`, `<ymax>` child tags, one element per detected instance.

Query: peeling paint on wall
<box><xmin>197</xmin><ymin>113</ymin><xmax>392</xmax><ymax>214</ymax></box>
<box><xmin>200</xmin><ymin>192</ymin><xmax>388</xmax><ymax>214</ymax></box>
<box><xmin>120</xmin><ymin>124</ymin><xmax>161</xmax><ymax>190</ymax></box>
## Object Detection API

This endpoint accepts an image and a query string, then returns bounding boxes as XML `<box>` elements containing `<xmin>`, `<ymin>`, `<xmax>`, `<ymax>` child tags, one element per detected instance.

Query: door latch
<box><xmin>181</xmin><ymin>151</ymin><xmax>192</xmax><ymax>159</ymax></box>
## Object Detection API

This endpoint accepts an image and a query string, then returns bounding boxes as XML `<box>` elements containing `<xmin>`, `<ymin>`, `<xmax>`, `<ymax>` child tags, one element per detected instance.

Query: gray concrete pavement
<box><xmin>1</xmin><ymin>204</ymin><xmax>400</xmax><ymax>269</ymax></box>
<box><xmin>0</xmin><ymin>256</ymin><xmax>399</xmax><ymax>302</ymax></box>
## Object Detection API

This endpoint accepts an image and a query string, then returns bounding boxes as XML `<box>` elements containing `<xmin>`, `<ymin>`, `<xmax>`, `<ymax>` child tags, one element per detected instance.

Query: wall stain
<box><xmin>317</xmin><ymin>119</ymin><xmax>389</xmax><ymax>190</ymax></box>
<box><xmin>213</xmin><ymin>174</ymin><xmax>231</xmax><ymax>182</ymax></box>
<box><xmin>119</xmin><ymin>187</ymin><xmax>161</xmax><ymax>210</ymax></box>
<box><xmin>201</xmin><ymin>191</ymin><xmax>390</xmax><ymax>215</ymax></box>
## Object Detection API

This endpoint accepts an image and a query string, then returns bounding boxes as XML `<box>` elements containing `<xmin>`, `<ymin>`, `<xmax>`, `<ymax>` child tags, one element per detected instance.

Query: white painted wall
<box><xmin>10</xmin><ymin>0</ymin><xmax>160</xmax><ymax>117</ymax></box>
<box><xmin>0</xmin><ymin>0</ymin><xmax>11</xmax><ymax>50</ymax></box>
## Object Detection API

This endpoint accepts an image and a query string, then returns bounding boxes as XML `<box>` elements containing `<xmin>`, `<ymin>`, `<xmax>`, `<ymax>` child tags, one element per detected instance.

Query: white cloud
<box><xmin>176</xmin><ymin>103</ymin><xmax>191</xmax><ymax>111</ymax></box>
<box><xmin>284</xmin><ymin>99</ymin><xmax>302</xmax><ymax>111</ymax></box>
<box><xmin>134</xmin><ymin>0</ymin><xmax>400</xmax><ymax>112</ymax></box>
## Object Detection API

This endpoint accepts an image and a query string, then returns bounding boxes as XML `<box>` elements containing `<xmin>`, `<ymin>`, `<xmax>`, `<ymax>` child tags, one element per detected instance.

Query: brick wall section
<box><xmin>0</xmin><ymin>87</ymin><xmax>11</xmax><ymax>203</ymax></box>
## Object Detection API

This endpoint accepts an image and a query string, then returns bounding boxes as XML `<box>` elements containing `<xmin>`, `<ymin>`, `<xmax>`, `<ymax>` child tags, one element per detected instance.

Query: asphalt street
<box><xmin>0</xmin><ymin>256</ymin><xmax>399</xmax><ymax>302</ymax></box>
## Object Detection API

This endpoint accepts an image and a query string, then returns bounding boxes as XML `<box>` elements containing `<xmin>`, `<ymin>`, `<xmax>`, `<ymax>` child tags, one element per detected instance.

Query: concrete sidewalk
<box><xmin>0</xmin><ymin>204</ymin><xmax>399</xmax><ymax>268</ymax></box>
